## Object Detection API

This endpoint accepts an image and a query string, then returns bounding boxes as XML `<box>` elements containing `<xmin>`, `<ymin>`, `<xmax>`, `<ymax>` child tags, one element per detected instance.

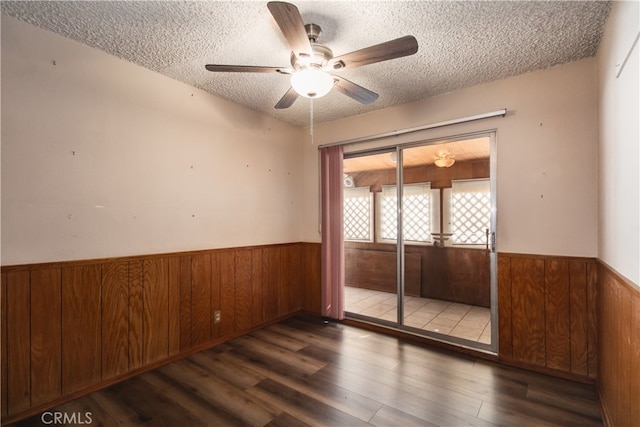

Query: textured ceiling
<box><xmin>1</xmin><ymin>1</ymin><xmax>611</xmax><ymax>127</ymax></box>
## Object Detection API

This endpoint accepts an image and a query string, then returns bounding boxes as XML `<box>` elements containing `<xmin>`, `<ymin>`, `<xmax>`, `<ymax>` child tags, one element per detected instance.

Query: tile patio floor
<box><xmin>344</xmin><ymin>286</ymin><xmax>491</xmax><ymax>344</ymax></box>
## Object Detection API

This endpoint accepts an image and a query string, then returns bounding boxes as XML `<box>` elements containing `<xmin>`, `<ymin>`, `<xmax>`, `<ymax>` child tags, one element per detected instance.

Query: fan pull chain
<box><xmin>310</xmin><ymin>98</ymin><xmax>314</xmax><ymax>144</ymax></box>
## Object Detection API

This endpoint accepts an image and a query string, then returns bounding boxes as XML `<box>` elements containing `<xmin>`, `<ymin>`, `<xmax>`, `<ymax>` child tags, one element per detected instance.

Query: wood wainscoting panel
<box><xmin>597</xmin><ymin>262</ymin><xmax>639</xmax><ymax>427</ymax></box>
<box><xmin>178</xmin><ymin>256</ymin><xmax>193</xmax><ymax>351</ymax></box>
<box><xmin>128</xmin><ymin>260</ymin><xmax>144</xmax><ymax>371</ymax></box>
<box><xmin>631</xmin><ymin>289</ymin><xmax>640</xmax><ymax>425</ymax></box>
<box><xmin>498</xmin><ymin>253</ymin><xmax>598</xmax><ymax>381</ymax></box>
<box><xmin>190</xmin><ymin>253</ymin><xmax>212</xmax><ymax>346</ymax></box>
<box><xmin>544</xmin><ymin>259</ymin><xmax>571</xmax><ymax>372</ymax></box>
<box><xmin>587</xmin><ymin>263</ymin><xmax>598</xmax><ymax>379</ymax></box>
<box><xmin>143</xmin><ymin>258</ymin><xmax>170</xmax><ymax>366</ymax></box>
<box><xmin>61</xmin><ymin>265</ymin><xmax>102</xmax><ymax>395</ymax></box>
<box><xmin>234</xmin><ymin>249</ymin><xmax>253</xmax><ymax>332</ymax></box>
<box><xmin>344</xmin><ymin>243</ymin><xmax>490</xmax><ymax>307</ymax></box>
<box><xmin>281</xmin><ymin>244</ymin><xmax>303</xmax><ymax>315</ymax></box>
<box><xmin>30</xmin><ymin>269</ymin><xmax>62</xmax><ymax>407</ymax></box>
<box><xmin>0</xmin><ymin>242</ymin><xmax>316</xmax><ymax>423</ymax></box>
<box><xmin>251</xmin><ymin>248</ymin><xmax>265</xmax><ymax>324</ymax></box>
<box><xmin>220</xmin><ymin>251</ymin><xmax>236</xmax><ymax>337</ymax></box>
<box><xmin>302</xmin><ymin>243</ymin><xmax>322</xmax><ymax>315</ymax></box>
<box><xmin>101</xmin><ymin>261</ymin><xmax>130</xmax><ymax>380</ymax></box>
<box><xmin>167</xmin><ymin>257</ymin><xmax>182</xmax><ymax>357</ymax></box>
<box><xmin>344</xmin><ymin>247</ymin><xmax>420</xmax><ymax>297</ymax></box>
<box><xmin>1</xmin><ymin>273</ymin><xmax>8</xmax><ymax>417</ymax></box>
<box><xmin>497</xmin><ymin>255</ymin><xmax>512</xmax><ymax>359</ymax></box>
<box><xmin>278</xmin><ymin>246</ymin><xmax>291</xmax><ymax>317</ymax></box>
<box><xmin>569</xmin><ymin>261</ymin><xmax>589</xmax><ymax>376</ymax></box>
<box><xmin>210</xmin><ymin>252</ymin><xmax>222</xmax><ymax>340</ymax></box>
<box><xmin>510</xmin><ymin>257</ymin><xmax>546</xmax><ymax>367</ymax></box>
<box><xmin>6</xmin><ymin>271</ymin><xmax>31</xmax><ymax>414</ymax></box>
<box><xmin>263</xmin><ymin>247</ymin><xmax>280</xmax><ymax>322</ymax></box>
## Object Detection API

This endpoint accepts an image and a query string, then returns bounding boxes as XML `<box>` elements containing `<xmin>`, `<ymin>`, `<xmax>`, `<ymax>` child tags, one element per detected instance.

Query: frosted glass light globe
<box><xmin>291</xmin><ymin>68</ymin><xmax>334</xmax><ymax>98</ymax></box>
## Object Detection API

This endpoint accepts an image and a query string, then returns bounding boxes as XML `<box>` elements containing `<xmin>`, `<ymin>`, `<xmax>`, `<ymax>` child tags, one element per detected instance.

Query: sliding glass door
<box><xmin>343</xmin><ymin>133</ymin><xmax>497</xmax><ymax>352</ymax></box>
<box><xmin>343</xmin><ymin>149</ymin><xmax>398</xmax><ymax>325</ymax></box>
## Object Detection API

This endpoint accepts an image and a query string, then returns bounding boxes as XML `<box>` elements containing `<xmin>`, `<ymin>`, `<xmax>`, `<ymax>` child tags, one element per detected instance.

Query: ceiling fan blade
<box><xmin>333</xmin><ymin>76</ymin><xmax>379</xmax><ymax>104</ymax></box>
<box><xmin>267</xmin><ymin>2</ymin><xmax>313</xmax><ymax>57</ymax></box>
<box><xmin>205</xmin><ymin>64</ymin><xmax>290</xmax><ymax>74</ymax></box>
<box><xmin>275</xmin><ymin>87</ymin><xmax>299</xmax><ymax>109</ymax></box>
<box><xmin>328</xmin><ymin>35</ymin><xmax>418</xmax><ymax>70</ymax></box>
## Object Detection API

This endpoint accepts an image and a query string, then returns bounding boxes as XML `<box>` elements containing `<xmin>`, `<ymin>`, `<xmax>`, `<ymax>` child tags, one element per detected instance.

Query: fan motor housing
<box><xmin>291</xmin><ymin>43</ymin><xmax>333</xmax><ymax>69</ymax></box>
<box><xmin>290</xmin><ymin>23</ymin><xmax>333</xmax><ymax>70</ymax></box>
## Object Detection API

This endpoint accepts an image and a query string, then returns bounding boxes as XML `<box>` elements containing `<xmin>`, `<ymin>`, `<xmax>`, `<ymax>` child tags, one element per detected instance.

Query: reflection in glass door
<box><xmin>343</xmin><ymin>134</ymin><xmax>496</xmax><ymax>352</ymax></box>
<box><xmin>343</xmin><ymin>149</ymin><xmax>398</xmax><ymax>325</ymax></box>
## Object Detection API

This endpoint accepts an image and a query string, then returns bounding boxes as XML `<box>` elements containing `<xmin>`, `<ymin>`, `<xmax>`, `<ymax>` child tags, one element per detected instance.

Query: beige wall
<box><xmin>3</xmin><ymin>12</ymin><xmax>616</xmax><ymax>269</ymax></box>
<box><xmin>597</xmin><ymin>0</ymin><xmax>639</xmax><ymax>287</ymax></box>
<box><xmin>1</xmin><ymin>16</ymin><xmax>305</xmax><ymax>265</ymax></box>
<box><xmin>302</xmin><ymin>58</ymin><xmax>599</xmax><ymax>260</ymax></box>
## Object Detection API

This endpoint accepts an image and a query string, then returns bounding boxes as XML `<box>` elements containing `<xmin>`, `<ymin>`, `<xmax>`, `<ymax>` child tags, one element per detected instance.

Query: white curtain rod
<box><xmin>318</xmin><ymin>108</ymin><xmax>507</xmax><ymax>149</ymax></box>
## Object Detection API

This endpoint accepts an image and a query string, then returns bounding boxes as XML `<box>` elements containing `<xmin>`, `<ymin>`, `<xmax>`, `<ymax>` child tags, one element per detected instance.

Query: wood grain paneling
<box><xmin>302</xmin><ymin>243</ymin><xmax>322</xmax><ymax>315</ymax></box>
<box><xmin>61</xmin><ymin>265</ymin><xmax>101</xmax><ymax>395</ymax></box>
<box><xmin>288</xmin><ymin>245</ymin><xmax>302</xmax><ymax>314</ymax></box>
<box><xmin>445</xmin><ymin>248</ymin><xmax>490</xmax><ymax>307</ymax></box>
<box><xmin>143</xmin><ymin>258</ymin><xmax>169</xmax><ymax>365</ymax></box>
<box><xmin>263</xmin><ymin>247</ymin><xmax>280</xmax><ymax>321</ymax></box>
<box><xmin>101</xmin><ymin>261</ymin><xmax>130</xmax><ymax>380</ymax></box>
<box><xmin>277</xmin><ymin>247</ymin><xmax>290</xmax><ymax>317</ymax></box>
<box><xmin>630</xmin><ymin>289</ymin><xmax>640</xmax><ymax>426</ymax></box>
<box><xmin>30</xmin><ymin>268</ymin><xmax>62</xmax><ymax>406</ymax></box>
<box><xmin>235</xmin><ymin>249</ymin><xmax>253</xmax><ymax>332</ymax></box>
<box><xmin>597</xmin><ymin>262</ymin><xmax>639</xmax><ymax>427</ymax></box>
<box><xmin>6</xmin><ymin>271</ymin><xmax>31</xmax><ymax>414</ymax></box>
<box><xmin>510</xmin><ymin>257</ymin><xmax>546</xmax><ymax>367</ymax></box>
<box><xmin>569</xmin><ymin>261</ymin><xmax>588</xmax><ymax>376</ymax></box>
<box><xmin>345</xmin><ymin>242</ymin><xmax>490</xmax><ymax>306</ymax></box>
<box><xmin>544</xmin><ymin>260</ymin><xmax>571</xmax><ymax>371</ymax></box>
<box><xmin>278</xmin><ymin>247</ymin><xmax>290</xmax><ymax>316</ymax></box>
<box><xmin>497</xmin><ymin>255</ymin><xmax>512</xmax><ymax>359</ymax></box>
<box><xmin>167</xmin><ymin>257</ymin><xmax>181</xmax><ymax>356</ymax></box>
<box><xmin>129</xmin><ymin>260</ymin><xmax>144</xmax><ymax>371</ymax></box>
<box><xmin>251</xmin><ymin>248</ymin><xmax>265</xmax><ymax>323</ymax></box>
<box><xmin>210</xmin><ymin>252</ymin><xmax>222</xmax><ymax>339</ymax></box>
<box><xmin>586</xmin><ymin>263</ymin><xmax>598</xmax><ymax>379</ymax></box>
<box><xmin>1</xmin><ymin>273</ymin><xmax>8</xmax><ymax>417</ymax></box>
<box><xmin>1</xmin><ymin>243</ymin><xmax>315</xmax><ymax>423</ymax></box>
<box><xmin>220</xmin><ymin>251</ymin><xmax>236</xmax><ymax>336</ymax></box>
<box><xmin>344</xmin><ymin>247</ymin><xmax>420</xmax><ymax>297</ymax></box>
<box><xmin>179</xmin><ymin>256</ymin><xmax>192</xmax><ymax>351</ymax></box>
<box><xmin>191</xmin><ymin>253</ymin><xmax>212</xmax><ymax>346</ymax></box>
<box><xmin>498</xmin><ymin>254</ymin><xmax>599</xmax><ymax>382</ymax></box>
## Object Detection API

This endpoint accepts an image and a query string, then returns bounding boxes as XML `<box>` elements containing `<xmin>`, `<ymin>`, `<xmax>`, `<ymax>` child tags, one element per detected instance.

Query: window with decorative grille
<box><xmin>450</xmin><ymin>179</ymin><xmax>491</xmax><ymax>245</ymax></box>
<box><xmin>379</xmin><ymin>183</ymin><xmax>432</xmax><ymax>243</ymax></box>
<box><xmin>343</xmin><ymin>187</ymin><xmax>373</xmax><ymax>242</ymax></box>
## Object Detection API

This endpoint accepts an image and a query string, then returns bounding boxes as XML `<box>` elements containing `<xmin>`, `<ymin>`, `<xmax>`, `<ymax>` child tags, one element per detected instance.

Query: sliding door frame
<box><xmin>343</xmin><ymin>129</ymin><xmax>498</xmax><ymax>354</ymax></box>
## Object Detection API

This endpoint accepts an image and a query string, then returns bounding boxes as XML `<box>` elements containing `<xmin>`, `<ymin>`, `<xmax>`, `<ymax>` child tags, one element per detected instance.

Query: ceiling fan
<box><xmin>205</xmin><ymin>1</ymin><xmax>419</xmax><ymax>109</ymax></box>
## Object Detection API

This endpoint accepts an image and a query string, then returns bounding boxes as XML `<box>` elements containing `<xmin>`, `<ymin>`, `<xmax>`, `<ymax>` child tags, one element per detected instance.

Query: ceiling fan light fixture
<box><xmin>290</xmin><ymin>67</ymin><xmax>334</xmax><ymax>98</ymax></box>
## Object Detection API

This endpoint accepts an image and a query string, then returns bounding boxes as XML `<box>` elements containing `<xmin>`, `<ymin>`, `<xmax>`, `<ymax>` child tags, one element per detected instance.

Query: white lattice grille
<box><xmin>451</xmin><ymin>179</ymin><xmax>491</xmax><ymax>245</ymax></box>
<box><xmin>381</xmin><ymin>183</ymin><xmax>431</xmax><ymax>242</ymax></box>
<box><xmin>344</xmin><ymin>187</ymin><xmax>372</xmax><ymax>241</ymax></box>
<box><xmin>381</xmin><ymin>193</ymin><xmax>398</xmax><ymax>240</ymax></box>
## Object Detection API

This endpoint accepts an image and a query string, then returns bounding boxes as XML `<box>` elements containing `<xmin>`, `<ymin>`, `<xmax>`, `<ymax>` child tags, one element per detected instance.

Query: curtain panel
<box><xmin>320</xmin><ymin>145</ymin><xmax>345</xmax><ymax>320</ymax></box>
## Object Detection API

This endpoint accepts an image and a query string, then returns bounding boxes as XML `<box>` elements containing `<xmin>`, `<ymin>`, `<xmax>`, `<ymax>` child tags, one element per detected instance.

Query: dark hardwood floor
<box><xmin>9</xmin><ymin>314</ymin><xmax>602</xmax><ymax>426</ymax></box>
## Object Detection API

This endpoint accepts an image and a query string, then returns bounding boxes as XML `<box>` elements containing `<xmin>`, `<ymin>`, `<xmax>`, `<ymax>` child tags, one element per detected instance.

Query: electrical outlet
<box><xmin>214</xmin><ymin>310</ymin><xmax>221</xmax><ymax>324</ymax></box>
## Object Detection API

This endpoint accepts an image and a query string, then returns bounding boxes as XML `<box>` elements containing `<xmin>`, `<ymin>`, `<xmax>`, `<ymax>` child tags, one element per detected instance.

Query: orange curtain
<box><xmin>320</xmin><ymin>145</ymin><xmax>345</xmax><ymax>320</ymax></box>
